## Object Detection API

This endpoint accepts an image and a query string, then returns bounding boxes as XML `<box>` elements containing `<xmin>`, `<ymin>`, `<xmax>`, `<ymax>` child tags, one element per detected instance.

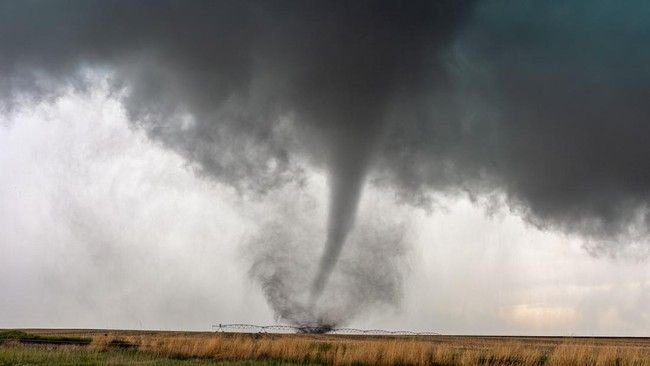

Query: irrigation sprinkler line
<box><xmin>212</xmin><ymin>323</ymin><xmax>441</xmax><ymax>336</ymax></box>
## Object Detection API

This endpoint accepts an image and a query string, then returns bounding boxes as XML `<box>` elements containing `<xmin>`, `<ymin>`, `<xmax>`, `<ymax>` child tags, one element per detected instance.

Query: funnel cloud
<box><xmin>1</xmin><ymin>0</ymin><xmax>650</xmax><ymax>326</ymax></box>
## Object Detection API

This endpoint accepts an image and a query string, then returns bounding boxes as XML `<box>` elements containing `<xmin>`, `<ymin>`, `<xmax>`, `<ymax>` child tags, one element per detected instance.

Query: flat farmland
<box><xmin>1</xmin><ymin>329</ymin><xmax>649</xmax><ymax>365</ymax></box>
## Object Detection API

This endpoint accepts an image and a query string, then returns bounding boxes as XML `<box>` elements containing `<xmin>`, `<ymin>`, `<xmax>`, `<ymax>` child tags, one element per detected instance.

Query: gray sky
<box><xmin>1</xmin><ymin>82</ymin><xmax>648</xmax><ymax>335</ymax></box>
<box><xmin>1</xmin><ymin>1</ymin><xmax>650</xmax><ymax>335</ymax></box>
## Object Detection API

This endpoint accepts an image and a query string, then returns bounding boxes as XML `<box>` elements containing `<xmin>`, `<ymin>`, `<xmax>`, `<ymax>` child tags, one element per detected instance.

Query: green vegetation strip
<box><xmin>0</xmin><ymin>330</ymin><xmax>91</xmax><ymax>346</ymax></box>
<box><xmin>0</xmin><ymin>331</ymin><xmax>307</xmax><ymax>365</ymax></box>
<box><xmin>0</xmin><ymin>346</ymin><xmax>303</xmax><ymax>365</ymax></box>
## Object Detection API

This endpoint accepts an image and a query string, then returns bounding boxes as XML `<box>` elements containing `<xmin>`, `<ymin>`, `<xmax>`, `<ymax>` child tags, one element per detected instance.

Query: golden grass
<box><xmin>15</xmin><ymin>329</ymin><xmax>650</xmax><ymax>365</ymax></box>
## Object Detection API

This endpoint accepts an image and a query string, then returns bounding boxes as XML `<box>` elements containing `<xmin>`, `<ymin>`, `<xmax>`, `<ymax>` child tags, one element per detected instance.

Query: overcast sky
<box><xmin>1</xmin><ymin>1</ymin><xmax>649</xmax><ymax>335</ymax></box>
<box><xmin>1</xmin><ymin>83</ymin><xmax>648</xmax><ymax>335</ymax></box>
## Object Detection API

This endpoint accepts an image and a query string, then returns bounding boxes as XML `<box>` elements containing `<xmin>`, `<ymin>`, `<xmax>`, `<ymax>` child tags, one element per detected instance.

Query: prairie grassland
<box><xmin>2</xmin><ymin>329</ymin><xmax>650</xmax><ymax>365</ymax></box>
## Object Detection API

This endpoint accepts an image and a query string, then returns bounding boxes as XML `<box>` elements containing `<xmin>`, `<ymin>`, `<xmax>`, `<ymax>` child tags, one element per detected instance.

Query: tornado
<box><xmin>0</xmin><ymin>0</ymin><xmax>484</xmax><ymax>326</ymax></box>
<box><xmin>311</xmin><ymin>123</ymin><xmax>379</xmax><ymax>300</ymax></box>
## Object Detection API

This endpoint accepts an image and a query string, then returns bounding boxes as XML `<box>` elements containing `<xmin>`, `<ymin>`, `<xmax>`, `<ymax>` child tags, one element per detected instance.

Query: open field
<box><xmin>1</xmin><ymin>329</ymin><xmax>650</xmax><ymax>365</ymax></box>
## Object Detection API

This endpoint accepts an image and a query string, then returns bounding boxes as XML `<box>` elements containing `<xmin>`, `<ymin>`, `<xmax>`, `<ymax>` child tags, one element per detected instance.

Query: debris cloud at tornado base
<box><xmin>2</xmin><ymin>0</ymin><xmax>650</xmax><ymax>326</ymax></box>
<box><xmin>245</xmin><ymin>195</ymin><xmax>411</xmax><ymax>328</ymax></box>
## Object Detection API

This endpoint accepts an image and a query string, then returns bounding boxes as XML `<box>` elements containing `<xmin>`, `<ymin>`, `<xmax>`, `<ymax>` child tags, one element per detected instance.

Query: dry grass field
<box><xmin>1</xmin><ymin>329</ymin><xmax>650</xmax><ymax>365</ymax></box>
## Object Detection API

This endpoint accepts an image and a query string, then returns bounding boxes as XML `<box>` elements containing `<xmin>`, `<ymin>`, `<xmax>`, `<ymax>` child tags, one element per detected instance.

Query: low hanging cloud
<box><xmin>1</xmin><ymin>0</ymin><xmax>650</xmax><ymax>326</ymax></box>
<box><xmin>378</xmin><ymin>1</ymin><xmax>650</xmax><ymax>250</ymax></box>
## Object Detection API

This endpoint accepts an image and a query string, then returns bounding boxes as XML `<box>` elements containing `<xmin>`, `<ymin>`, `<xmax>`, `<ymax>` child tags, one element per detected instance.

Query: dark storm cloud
<box><xmin>2</xmin><ymin>0</ymin><xmax>650</xmax><ymax>324</ymax></box>
<box><xmin>0</xmin><ymin>0</ymin><xmax>474</xmax><ymax>191</ymax></box>
<box><xmin>376</xmin><ymin>0</ymin><xmax>650</xmax><ymax>247</ymax></box>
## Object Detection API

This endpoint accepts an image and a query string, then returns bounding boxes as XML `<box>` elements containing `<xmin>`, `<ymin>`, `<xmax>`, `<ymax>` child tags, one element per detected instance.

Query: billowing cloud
<box><xmin>378</xmin><ymin>1</ymin><xmax>650</xmax><ymax>248</ymax></box>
